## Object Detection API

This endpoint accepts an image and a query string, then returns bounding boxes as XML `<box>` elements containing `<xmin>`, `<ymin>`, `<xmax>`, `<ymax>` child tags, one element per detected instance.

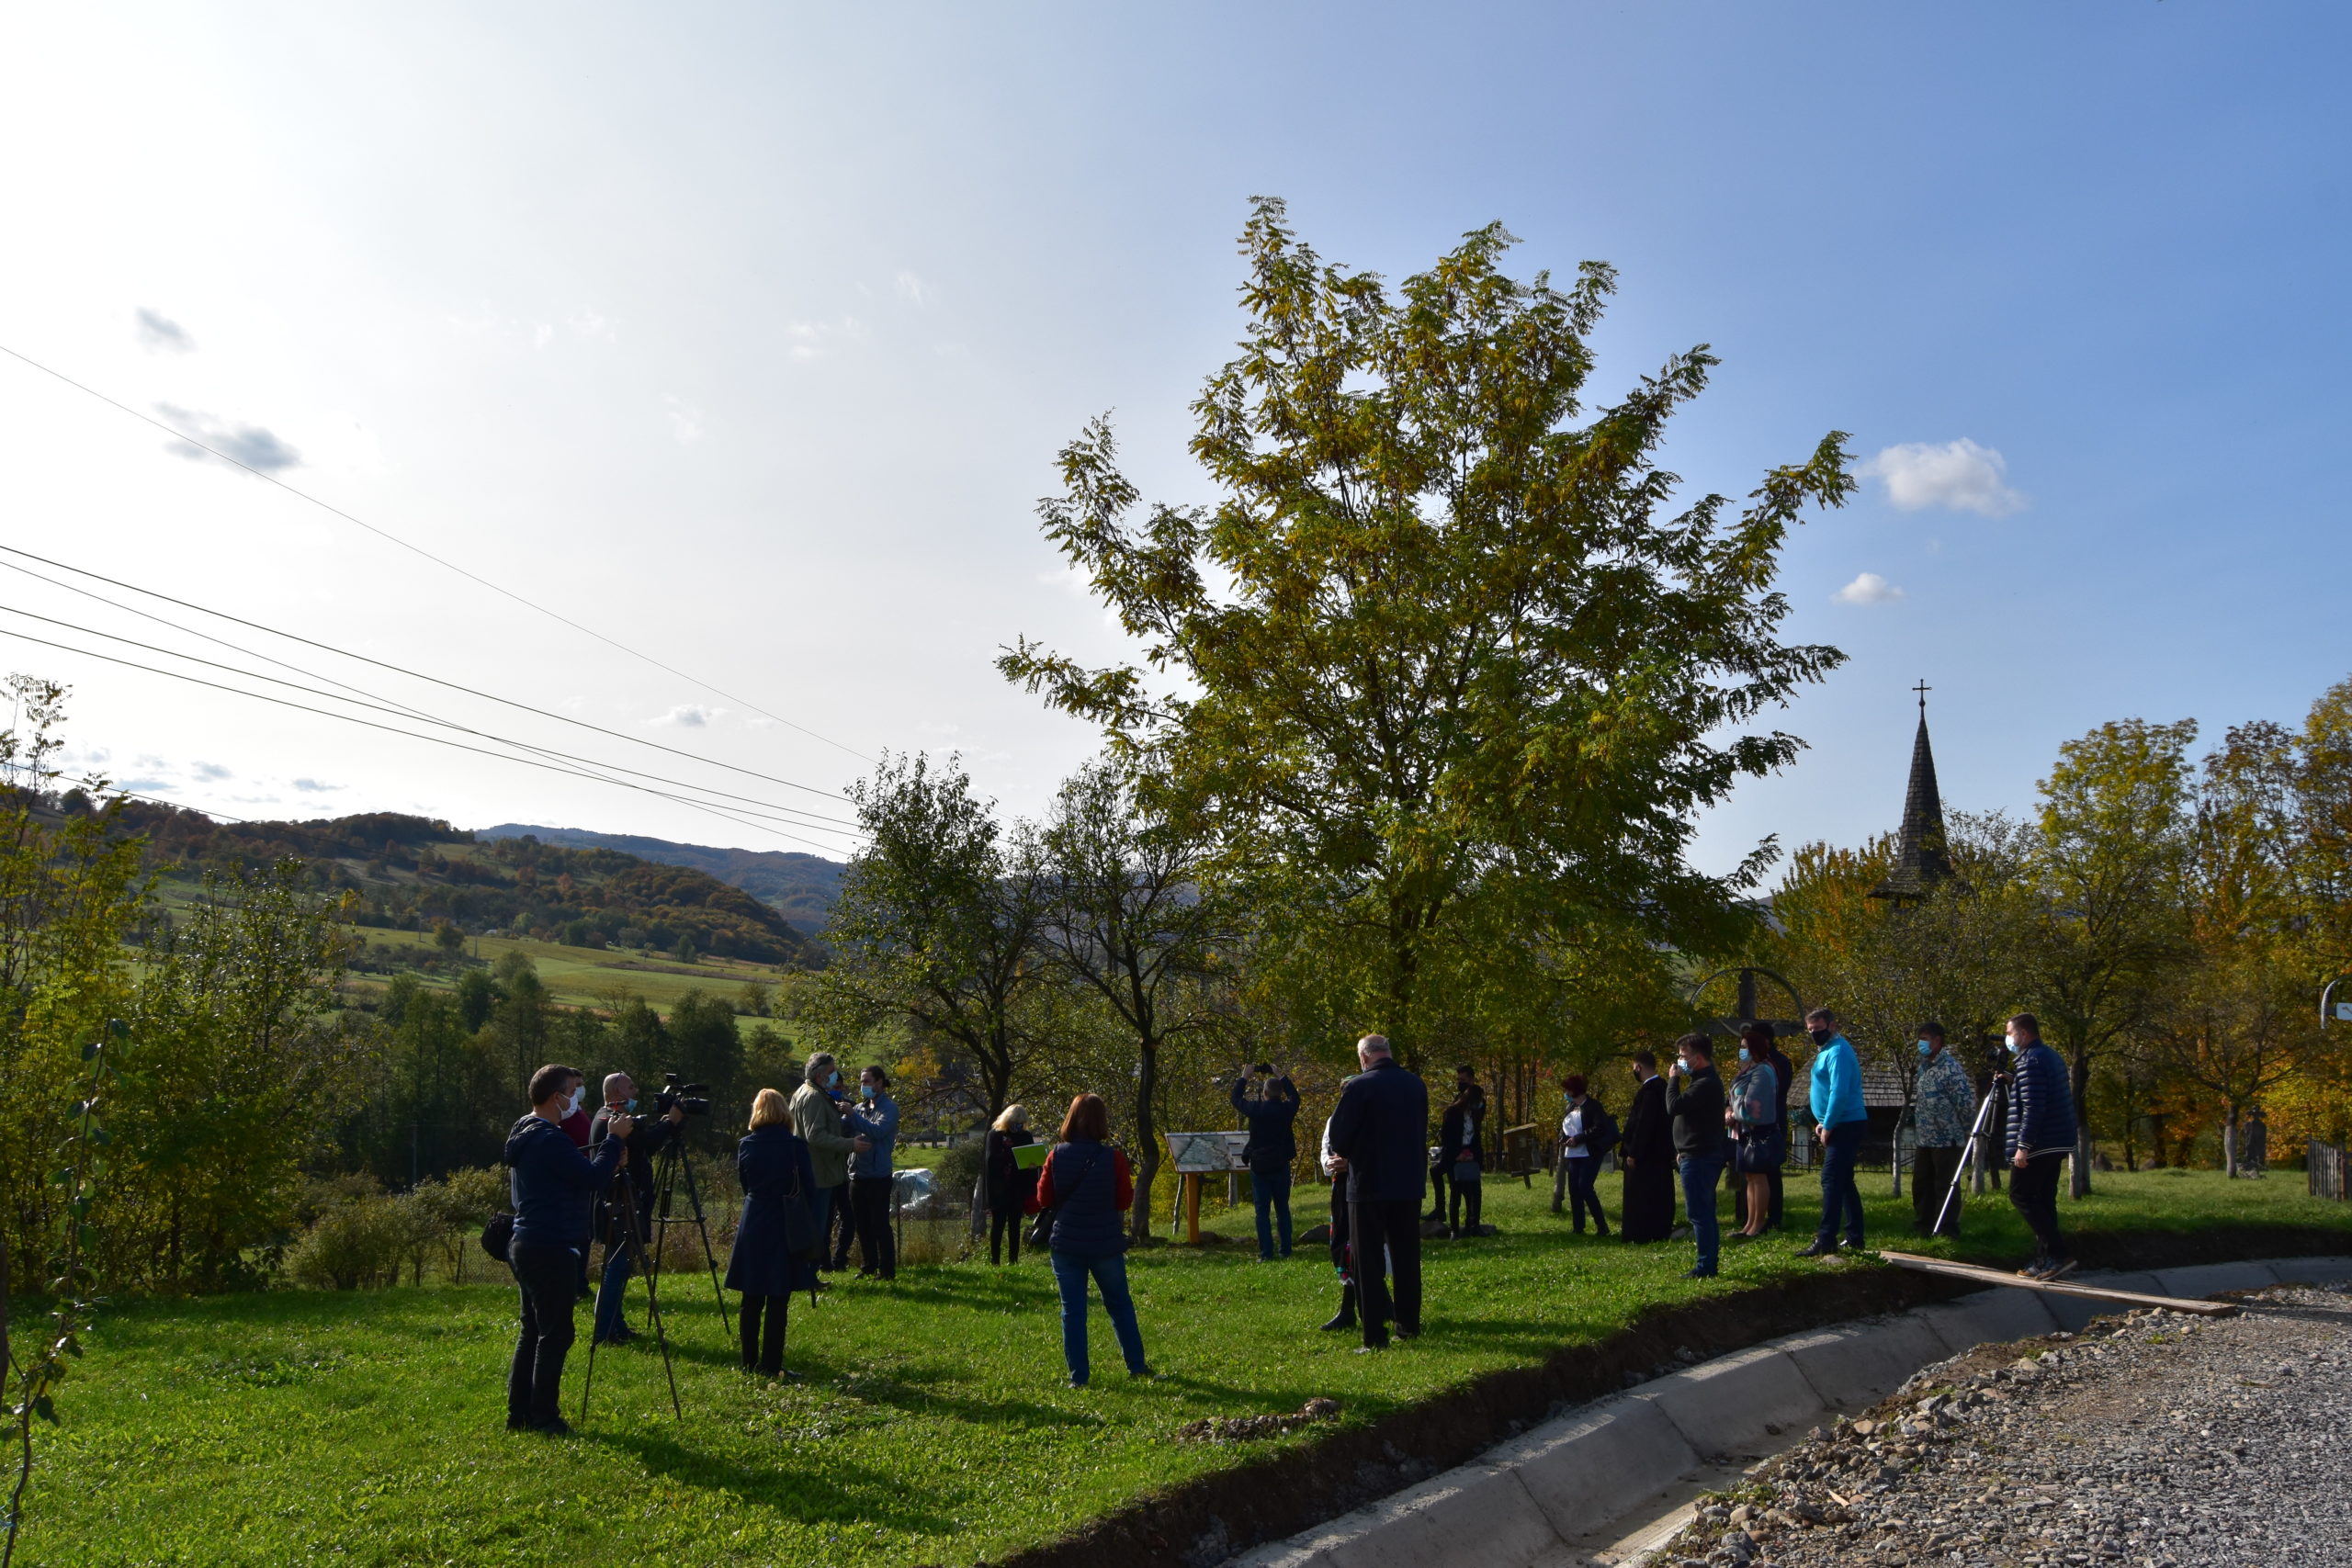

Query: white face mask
<box><xmin>2004</xmin><ymin>1033</ymin><xmax>2018</xmax><ymax>1054</ymax></box>
<box><xmin>564</xmin><ymin>1087</ymin><xmax>584</xmax><ymax>1116</ymax></box>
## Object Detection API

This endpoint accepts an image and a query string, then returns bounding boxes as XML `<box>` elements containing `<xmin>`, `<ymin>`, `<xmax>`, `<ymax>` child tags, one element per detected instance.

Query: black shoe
<box><xmin>505</xmin><ymin>1413</ymin><xmax>532</xmax><ymax>1431</ymax></box>
<box><xmin>1794</xmin><ymin>1238</ymin><xmax>1839</xmax><ymax>1258</ymax></box>
<box><xmin>1320</xmin><ymin>1284</ymin><xmax>1359</xmax><ymax>1332</ymax></box>
<box><xmin>1395</xmin><ymin>1325</ymin><xmax>1420</xmax><ymax>1340</ymax></box>
<box><xmin>532</xmin><ymin>1416</ymin><xmax>574</xmax><ymax>1438</ymax></box>
<box><xmin>2041</xmin><ymin>1258</ymin><xmax>2079</xmax><ymax>1282</ymax></box>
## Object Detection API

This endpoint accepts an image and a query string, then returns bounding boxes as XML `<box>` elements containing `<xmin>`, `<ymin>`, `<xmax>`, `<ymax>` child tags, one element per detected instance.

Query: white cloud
<box><xmin>154</xmin><ymin>402</ymin><xmax>302</xmax><ymax>472</ymax></box>
<box><xmin>191</xmin><ymin>760</ymin><xmax>233</xmax><ymax>780</ymax></box>
<box><xmin>786</xmin><ymin>315</ymin><xmax>865</xmax><ymax>361</ymax></box>
<box><xmin>895</xmin><ymin>269</ymin><xmax>928</xmax><ymax>307</ymax></box>
<box><xmin>134</xmin><ymin>307</ymin><xmax>194</xmax><ymax>353</ymax></box>
<box><xmin>651</xmin><ymin>703</ymin><xmax>722</xmax><ymax>727</ymax></box>
<box><xmin>664</xmin><ymin>394</ymin><xmax>705</xmax><ymax>444</ymax></box>
<box><xmin>291</xmin><ymin>777</ymin><xmax>341</xmax><ymax>793</ymax></box>
<box><xmin>1861</xmin><ymin>438</ymin><xmax>2024</xmax><ymax>516</ymax></box>
<box><xmin>1835</xmin><ymin>571</ymin><xmax>1906</xmax><ymax>605</ymax></box>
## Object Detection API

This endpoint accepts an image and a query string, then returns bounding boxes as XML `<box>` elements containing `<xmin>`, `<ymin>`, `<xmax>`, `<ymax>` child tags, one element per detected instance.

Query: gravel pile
<box><xmin>1652</xmin><ymin>1282</ymin><xmax>2352</xmax><ymax>1568</ymax></box>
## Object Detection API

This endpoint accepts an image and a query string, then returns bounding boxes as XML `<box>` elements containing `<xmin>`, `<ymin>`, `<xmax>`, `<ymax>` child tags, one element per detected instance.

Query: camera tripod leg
<box><xmin>671</xmin><ymin>1139</ymin><xmax>734</xmax><ymax>1334</ymax></box>
<box><xmin>1933</xmin><ymin>1083</ymin><xmax>2003</xmax><ymax>1236</ymax></box>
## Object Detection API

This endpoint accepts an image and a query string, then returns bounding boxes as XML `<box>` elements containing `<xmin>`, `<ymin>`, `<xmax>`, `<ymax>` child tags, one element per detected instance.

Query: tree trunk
<box><xmin>2222</xmin><ymin>1108</ymin><xmax>2239</xmax><ymax>1179</ymax></box>
<box><xmin>1130</xmin><ymin>1040</ymin><xmax>1160</xmax><ymax>1241</ymax></box>
<box><xmin>2068</xmin><ymin>1043</ymin><xmax>2094</xmax><ymax>1198</ymax></box>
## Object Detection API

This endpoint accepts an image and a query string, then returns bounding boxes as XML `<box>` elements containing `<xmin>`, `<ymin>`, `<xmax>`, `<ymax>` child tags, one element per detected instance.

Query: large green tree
<box><xmin>1003</xmin><ymin>199</ymin><xmax>1853</xmax><ymax>1062</ymax></box>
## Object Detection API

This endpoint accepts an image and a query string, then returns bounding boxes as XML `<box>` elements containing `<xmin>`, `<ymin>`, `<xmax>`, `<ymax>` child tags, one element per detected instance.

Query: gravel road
<box><xmin>1655</xmin><ymin>1282</ymin><xmax>2352</xmax><ymax>1568</ymax></box>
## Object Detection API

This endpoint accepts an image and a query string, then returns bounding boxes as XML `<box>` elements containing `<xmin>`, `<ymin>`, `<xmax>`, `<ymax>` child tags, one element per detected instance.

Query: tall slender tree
<box><xmin>1002</xmin><ymin>198</ymin><xmax>1852</xmax><ymax>1063</ymax></box>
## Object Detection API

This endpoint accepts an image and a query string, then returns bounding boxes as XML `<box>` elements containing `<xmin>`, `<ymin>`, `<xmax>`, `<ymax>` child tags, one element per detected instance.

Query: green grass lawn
<box><xmin>23</xmin><ymin>1167</ymin><xmax>2349</xmax><ymax>1567</ymax></box>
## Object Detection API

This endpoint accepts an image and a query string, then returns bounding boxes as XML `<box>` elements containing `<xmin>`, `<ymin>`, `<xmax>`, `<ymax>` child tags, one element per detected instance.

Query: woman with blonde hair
<box><xmin>984</xmin><ymin>1103</ymin><xmax>1038</xmax><ymax>1266</ymax></box>
<box><xmin>1025</xmin><ymin>1092</ymin><xmax>1150</xmax><ymax>1386</ymax></box>
<box><xmin>724</xmin><ymin>1087</ymin><xmax>819</xmax><ymax>1378</ymax></box>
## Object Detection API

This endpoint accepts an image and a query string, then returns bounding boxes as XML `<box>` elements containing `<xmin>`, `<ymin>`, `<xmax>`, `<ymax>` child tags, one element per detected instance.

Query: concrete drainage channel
<box><xmin>1224</xmin><ymin>1256</ymin><xmax>2352</xmax><ymax>1568</ymax></box>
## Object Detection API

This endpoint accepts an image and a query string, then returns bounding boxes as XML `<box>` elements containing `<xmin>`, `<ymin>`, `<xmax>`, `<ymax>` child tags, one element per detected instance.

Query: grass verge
<box><xmin>23</xmin><ymin>1167</ymin><xmax>2349</xmax><ymax>1567</ymax></box>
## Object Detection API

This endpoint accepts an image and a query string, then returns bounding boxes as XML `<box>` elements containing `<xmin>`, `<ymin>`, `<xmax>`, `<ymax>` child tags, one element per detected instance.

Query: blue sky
<box><xmin>2</xmin><ymin>4</ymin><xmax>2346</xmax><ymax>874</ymax></box>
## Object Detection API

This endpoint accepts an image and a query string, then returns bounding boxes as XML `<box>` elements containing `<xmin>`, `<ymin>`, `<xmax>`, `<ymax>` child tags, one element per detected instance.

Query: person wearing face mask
<box><xmin>1797</xmin><ymin>1008</ymin><xmax>1868</xmax><ymax>1258</ymax></box>
<box><xmin>589</xmin><ymin>1071</ymin><xmax>685</xmax><ymax>1347</ymax></box>
<box><xmin>1726</xmin><ymin>1032</ymin><xmax>1781</xmax><ymax>1241</ymax></box>
<box><xmin>842</xmin><ymin>1065</ymin><xmax>900</xmax><ymax>1280</ymax></box>
<box><xmin>503</xmin><ymin>1062</ymin><xmax>631</xmax><ymax>1434</ymax></box>
<box><xmin>1909</xmin><ymin>1022</ymin><xmax>1974</xmax><ymax>1237</ymax></box>
<box><xmin>1664</xmin><ymin>1033</ymin><xmax>1730</xmax><ymax>1278</ymax></box>
<box><xmin>2001</xmin><ymin>1014</ymin><xmax>2076</xmax><ymax>1280</ymax></box>
<box><xmin>790</xmin><ymin>1051</ymin><xmax>871</xmax><ymax>1283</ymax></box>
<box><xmin>550</xmin><ymin>1070</ymin><xmax>594</xmax><ymax>1298</ymax></box>
<box><xmin>1618</xmin><ymin>1051</ymin><xmax>1676</xmax><ymax>1243</ymax></box>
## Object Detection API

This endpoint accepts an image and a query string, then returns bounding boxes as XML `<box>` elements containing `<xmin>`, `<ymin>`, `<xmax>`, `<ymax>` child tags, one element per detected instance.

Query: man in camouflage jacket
<box><xmin>1910</xmin><ymin>1022</ymin><xmax>1975</xmax><ymax>1236</ymax></box>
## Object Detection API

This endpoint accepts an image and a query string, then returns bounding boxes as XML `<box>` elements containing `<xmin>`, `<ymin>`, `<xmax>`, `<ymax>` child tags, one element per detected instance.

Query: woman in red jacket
<box><xmin>1026</xmin><ymin>1093</ymin><xmax>1151</xmax><ymax>1387</ymax></box>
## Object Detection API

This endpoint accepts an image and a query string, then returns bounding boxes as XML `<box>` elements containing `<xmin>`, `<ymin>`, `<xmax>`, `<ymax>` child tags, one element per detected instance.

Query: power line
<box><xmin>0</xmin><ymin>544</ymin><xmax>855</xmax><ymax>804</ymax></box>
<box><xmin>0</xmin><ymin>342</ymin><xmax>875</xmax><ymax>764</ymax></box>
<box><xmin>0</xmin><ymin>625</ymin><xmax>855</xmax><ymax>856</ymax></box>
<box><xmin>0</xmin><ymin>603</ymin><xmax>865</xmax><ymax>838</ymax></box>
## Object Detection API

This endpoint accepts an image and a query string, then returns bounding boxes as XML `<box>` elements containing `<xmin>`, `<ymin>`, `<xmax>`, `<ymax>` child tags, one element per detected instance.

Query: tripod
<box><xmin>639</xmin><ymin>1133</ymin><xmax>733</xmax><ymax>1336</ymax></box>
<box><xmin>1932</xmin><ymin>1079</ymin><xmax>2008</xmax><ymax>1236</ymax></box>
<box><xmin>580</xmin><ymin>1158</ymin><xmax>682</xmax><ymax>1423</ymax></box>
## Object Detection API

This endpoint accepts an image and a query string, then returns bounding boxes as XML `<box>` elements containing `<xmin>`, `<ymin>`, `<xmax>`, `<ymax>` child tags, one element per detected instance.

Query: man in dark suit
<box><xmin>1325</xmin><ymin>1033</ymin><xmax>1430</xmax><ymax>1351</ymax></box>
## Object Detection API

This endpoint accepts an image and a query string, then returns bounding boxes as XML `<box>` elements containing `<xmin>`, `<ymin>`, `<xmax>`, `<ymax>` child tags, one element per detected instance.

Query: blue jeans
<box><xmin>1250</xmin><ymin>1168</ymin><xmax>1293</xmax><ymax>1259</ymax></box>
<box><xmin>1049</xmin><ymin>1247</ymin><xmax>1148</xmax><ymax>1384</ymax></box>
<box><xmin>593</xmin><ymin>1234</ymin><xmax>634</xmax><ymax>1343</ymax></box>
<box><xmin>1678</xmin><ymin>1156</ymin><xmax>1724</xmax><ymax>1274</ymax></box>
<box><xmin>1817</xmin><ymin>1120</ymin><xmax>1866</xmax><ymax>1247</ymax></box>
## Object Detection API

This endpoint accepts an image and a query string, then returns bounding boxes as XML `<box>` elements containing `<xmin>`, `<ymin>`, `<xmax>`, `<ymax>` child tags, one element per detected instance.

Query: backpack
<box><xmin>1585</xmin><ymin>1107</ymin><xmax>1620</xmax><ymax>1158</ymax></box>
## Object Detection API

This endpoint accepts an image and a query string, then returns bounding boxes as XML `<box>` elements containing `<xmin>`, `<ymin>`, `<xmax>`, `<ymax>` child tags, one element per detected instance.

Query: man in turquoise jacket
<box><xmin>1798</xmin><ymin>1007</ymin><xmax>1869</xmax><ymax>1258</ymax></box>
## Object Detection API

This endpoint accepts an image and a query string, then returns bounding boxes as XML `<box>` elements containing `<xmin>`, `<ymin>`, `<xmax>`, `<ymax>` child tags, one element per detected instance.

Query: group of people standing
<box><xmin>1549</xmin><ymin>1007</ymin><xmax>2080</xmax><ymax>1282</ymax></box>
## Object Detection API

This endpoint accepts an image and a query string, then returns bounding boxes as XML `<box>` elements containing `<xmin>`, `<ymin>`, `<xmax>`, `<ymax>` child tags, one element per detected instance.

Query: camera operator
<box><xmin>843</xmin><ymin>1064</ymin><xmax>899</xmax><ymax>1280</ymax></box>
<box><xmin>503</xmin><ymin>1063</ymin><xmax>630</xmax><ymax>1435</ymax></box>
<box><xmin>790</xmin><ymin>1052</ymin><xmax>870</xmax><ymax>1283</ymax></box>
<box><xmin>1229</xmin><ymin>1063</ymin><xmax>1298</xmax><ymax>1261</ymax></box>
<box><xmin>589</xmin><ymin>1071</ymin><xmax>685</xmax><ymax>1347</ymax></box>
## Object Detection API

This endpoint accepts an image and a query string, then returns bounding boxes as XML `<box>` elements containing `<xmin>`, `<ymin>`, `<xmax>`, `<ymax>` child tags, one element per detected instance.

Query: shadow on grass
<box><xmin>586</xmin><ymin>1428</ymin><xmax>964</xmax><ymax>1534</ymax></box>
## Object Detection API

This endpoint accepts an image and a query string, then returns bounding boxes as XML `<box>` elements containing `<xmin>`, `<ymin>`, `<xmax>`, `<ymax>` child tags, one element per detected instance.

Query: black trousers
<box><xmin>850</xmin><ymin>1176</ymin><xmax>897</xmax><ymax>1278</ymax></box>
<box><xmin>739</xmin><ymin>1292</ymin><xmax>790</xmax><ymax>1374</ymax></box>
<box><xmin>823</xmin><ymin>1182</ymin><xmax>854</xmax><ymax>1269</ymax></box>
<box><xmin>1913</xmin><ymin>1144</ymin><xmax>1963</xmax><ymax>1235</ymax></box>
<box><xmin>1447</xmin><ymin>1172</ymin><xmax>1483</xmax><ymax>1233</ymax></box>
<box><xmin>1566</xmin><ymin>1158</ymin><xmax>1609</xmax><ymax>1233</ymax></box>
<box><xmin>2009</xmin><ymin>1151</ymin><xmax>2068</xmax><ymax>1261</ymax></box>
<box><xmin>990</xmin><ymin>1204</ymin><xmax>1023</xmax><ymax>1266</ymax></box>
<box><xmin>1328</xmin><ymin>1181</ymin><xmax>1351</xmax><ymax>1274</ymax></box>
<box><xmin>507</xmin><ymin>1240</ymin><xmax>580</xmax><ymax>1427</ymax></box>
<box><xmin>1425</xmin><ymin>1165</ymin><xmax>1449</xmax><ymax>1219</ymax></box>
<box><xmin>1349</xmin><ymin>1198</ymin><xmax>1422</xmax><ymax>1348</ymax></box>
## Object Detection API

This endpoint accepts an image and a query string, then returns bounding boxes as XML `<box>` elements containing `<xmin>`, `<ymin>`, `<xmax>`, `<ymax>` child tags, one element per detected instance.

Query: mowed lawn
<box><xmin>24</xmin><ymin>1168</ymin><xmax>2349</xmax><ymax>1567</ymax></box>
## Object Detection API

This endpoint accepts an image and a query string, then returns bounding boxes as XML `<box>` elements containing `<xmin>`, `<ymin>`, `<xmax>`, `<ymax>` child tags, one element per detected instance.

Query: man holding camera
<box><xmin>589</xmin><ymin>1071</ymin><xmax>686</xmax><ymax>1346</ymax></box>
<box><xmin>504</xmin><ymin>1063</ymin><xmax>631</xmax><ymax>1435</ymax></box>
<box><xmin>1229</xmin><ymin>1063</ymin><xmax>1300</xmax><ymax>1261</ymax></box>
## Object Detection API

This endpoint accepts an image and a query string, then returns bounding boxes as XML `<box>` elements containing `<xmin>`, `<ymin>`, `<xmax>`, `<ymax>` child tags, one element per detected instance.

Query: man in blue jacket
<box><xmin>2002</xmin><ymin>1013</ymin><xmax>2078</xmax><ymax>1280</ymax></box>
<box><xmin>845</xmin><ymin>1064</ymin><xmax>901</xmax><ymax>1280</ymax></box>
<box><xmin>504</xmin><ymin>1062</ymin><xmax>630</xmax><ymax>1434</ymax></box>
<box><xmin>1230</xmin><ymin>1064</ymin><xmax>1300</xmax><ymax>1260</ymax></box>
<box><xmin>1798</xmin><ymin>1008</ymin><xmax>1869</xmax><ymax>1258</ymax></box>
<box><xmin>1326</xmin><ymin>1034</ymin><xmax>1429</xmax><ymax>1350</ymax></box>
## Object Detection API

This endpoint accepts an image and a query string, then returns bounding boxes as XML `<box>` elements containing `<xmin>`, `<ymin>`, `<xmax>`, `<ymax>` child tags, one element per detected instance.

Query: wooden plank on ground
<box><xmin>1876</xmin><ymin>1250</ymin><xmax>2241</xmax><ymax>1317</ymax></box>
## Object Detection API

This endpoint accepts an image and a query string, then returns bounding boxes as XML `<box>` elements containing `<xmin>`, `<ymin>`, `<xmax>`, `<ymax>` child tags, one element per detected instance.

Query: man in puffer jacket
<box><xmin>2002</xmin><ymin>1013</ymin><xmax>2077</xmax><ymax>1280</ymax></box>
<box><xmin>503</xmin><ymin>1063</ymin><xmax>629</xmax><ymax>1434</ymax></box>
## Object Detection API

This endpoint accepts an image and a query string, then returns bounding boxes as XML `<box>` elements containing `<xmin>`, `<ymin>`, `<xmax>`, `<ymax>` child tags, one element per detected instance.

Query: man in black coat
<box><xmin>1230</xmin><ymin>1064</ymin><xmax>1300</xmax><ymax>1261</ymax></box>
<box><xmin>1325</xmin><ymin>1033</ymin><xmax>1430</xmax><ymax>1350</ymax></box>
<box><xmin>1665</xmin><ymin>1032</ymin><xmax>1730</xmax><ymax>1279</ymax></box>
<box><xmin>1618</xmin><ymin>1050</ymin><xmax>1675</xmax><ymax>1242</ymax></box>
<box><xmin>504</xmin><ymin>1063</ymin><xmax>630</xmax><ymax>1434</ymax></box>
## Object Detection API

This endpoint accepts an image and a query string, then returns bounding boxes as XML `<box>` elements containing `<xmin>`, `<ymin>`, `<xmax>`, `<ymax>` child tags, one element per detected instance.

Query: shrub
<box><xmin>287</xmin><ymin>1193</ymin><xmax>420</xmax><ymax>1291</ymax></box>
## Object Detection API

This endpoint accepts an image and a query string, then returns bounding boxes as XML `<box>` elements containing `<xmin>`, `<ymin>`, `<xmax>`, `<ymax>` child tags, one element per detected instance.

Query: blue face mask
<box><xmin>625</xmin><ymin>1098</ymin><xmax>639</xmax><ymax>1113</ymax></box>
<box><xmin>859</xmin><ymin>1082</ymin><xmax>875</xmax><ymax>1100</ymax></box>
<box><xmin>1737</xmin><ymin>1046</ymin><xmax>1751</xmax><ymax>1063</ymax></box>
<box><xmin>1917</xmin><ymin>1041</ymin><xmax>1934</xmax><ymax>1057</ymax></box>
<box><xmin>828</xmin><ymin>1070</ymin><xmax>841</xmax><ymax>1088</ymax></box>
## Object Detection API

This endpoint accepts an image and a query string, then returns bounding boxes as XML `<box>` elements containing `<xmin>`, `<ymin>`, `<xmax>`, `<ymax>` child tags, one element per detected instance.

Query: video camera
<box><xmin>649</xmin><ymin>1071</ymin><xmax>712</xmax><ymax>1118</ymax></box>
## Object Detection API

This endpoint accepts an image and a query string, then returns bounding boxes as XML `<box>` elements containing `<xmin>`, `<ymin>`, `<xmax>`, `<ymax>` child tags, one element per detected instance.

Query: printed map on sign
<box><xmin>1165</xmin><ymin>1131</ymin><xmax>1251</xmax><ymax>1173</ymax></box>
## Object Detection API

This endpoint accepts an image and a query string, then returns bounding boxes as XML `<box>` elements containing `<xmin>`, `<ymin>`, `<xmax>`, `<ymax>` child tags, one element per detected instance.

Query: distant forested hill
<box><xmin>106</xmin><ymin>799</ymin><xmax>819</xmax><ymax>966</ymax></box>
<box><xmin>480</xmin><ymin>824</ymin><xmax>845</xmax><ymax>932</ymax></box>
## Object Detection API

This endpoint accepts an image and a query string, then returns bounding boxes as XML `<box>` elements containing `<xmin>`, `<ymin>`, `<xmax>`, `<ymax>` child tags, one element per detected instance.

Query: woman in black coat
<box><xmin>984</xmin><ymin>1103</ymin><xmax>1038</xmax><ymax>1266</ymax></box>
<box><xmin>726</xmin><ymin>1087</ymin><xmax>819</xmax><ymax>1377</ymax></box>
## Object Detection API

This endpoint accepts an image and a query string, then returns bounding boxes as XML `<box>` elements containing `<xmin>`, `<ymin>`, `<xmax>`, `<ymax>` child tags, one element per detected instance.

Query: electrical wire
<box><xmin>0</xmin><ymin>624</ymin><xmax>855</xmax><ymax>855</ymax></box>
<box><xmin>0</xmin><ymin>544</ymin><xmax>854</xmax><ymax>804</ymax></box>
<box><xmin>0</xmin><ymin>342</ymin><xmax>874</xmax><ymax>763</ymax></box>
<box><xmin>0</xmin><ymin>603</ymin><xmax>864</xmax><ymax>839</ymax></box>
